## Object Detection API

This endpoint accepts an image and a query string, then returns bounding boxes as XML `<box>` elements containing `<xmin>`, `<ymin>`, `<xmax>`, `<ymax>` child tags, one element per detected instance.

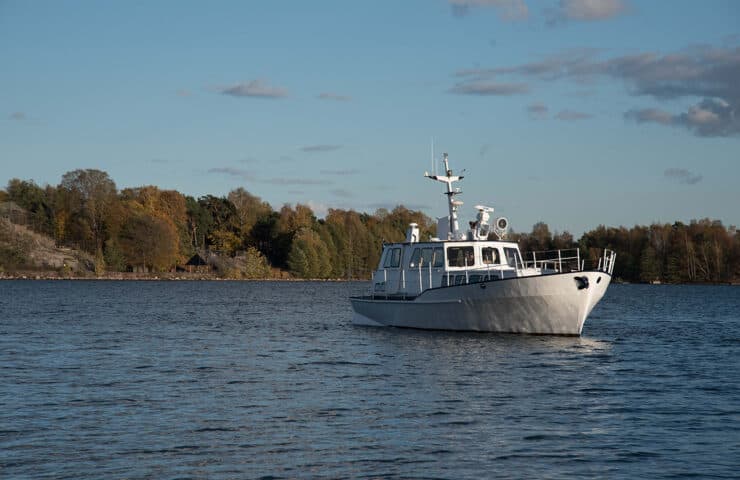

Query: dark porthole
<box><xmin>597</xmin><ymin>276</ymin><xmax>602</xmax><ymax>284</ymax></box>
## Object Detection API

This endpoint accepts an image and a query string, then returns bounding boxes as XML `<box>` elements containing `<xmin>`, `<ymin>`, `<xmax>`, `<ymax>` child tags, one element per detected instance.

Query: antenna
<box><xmin>431</xmin><ymin>137</ymin><xmax>436</xmax><ymax>176</ymax></box>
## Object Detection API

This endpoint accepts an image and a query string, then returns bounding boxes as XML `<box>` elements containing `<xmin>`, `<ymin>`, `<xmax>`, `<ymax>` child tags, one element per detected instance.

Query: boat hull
<box><xmin>350</xmin><ymin>271</ymin><xmax>611</xmax><ymax>335</ymax></box>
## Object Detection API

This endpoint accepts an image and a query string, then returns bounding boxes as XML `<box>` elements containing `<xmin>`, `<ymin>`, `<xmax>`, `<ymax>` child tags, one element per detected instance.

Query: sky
<box><xmin>2</xmin><ymin>0</ymin><xmax>739</xmax><ymax>235</ymax></box>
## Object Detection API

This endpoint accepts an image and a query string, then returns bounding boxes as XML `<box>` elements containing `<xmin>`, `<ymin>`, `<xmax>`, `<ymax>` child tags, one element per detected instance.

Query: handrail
<box><xmin>371</xmin><ymin>247</ymin><xmax>617</xmax><ymax>297</ymax></box>
<box><xmin>522</xmin><ymin>248</ymin><xmax>581</xmax><ymax>272</ymax></box>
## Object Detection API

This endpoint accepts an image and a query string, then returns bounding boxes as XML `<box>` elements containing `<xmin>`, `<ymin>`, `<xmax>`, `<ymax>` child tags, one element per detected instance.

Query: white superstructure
<box><xmin>350</xmin><ymin>153</ymin><xmax>615</xmax><ymax>335</ymax></box>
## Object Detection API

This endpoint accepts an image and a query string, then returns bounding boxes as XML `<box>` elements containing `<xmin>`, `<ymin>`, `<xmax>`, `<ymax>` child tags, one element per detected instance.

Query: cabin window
<box><xmin>433</xmin><ymin>247</ymin><xmax>444</xmax><ymax>267</ymax></box>
<box><xmin>421</xmin><ymin>248</ymin><xmax>433</xmax><ymax>267</ymax></box>
<box><xmin>410</xmin><ymin>247</ymin><xmax>437</xmax><ymax>268</ymax></box>
<box><xmin>384</xmin><ymin>248</ymin><xmax>402</xmax><ymax>268</ymax></box>
<box><xmin>409</xmin><ymin>248</ymin><xmax>421</xmax><ymax>267</ymax></box>
<box><xmin>447</xmin><ymin>246</ymin><xmax>474</xmax><ymax>267</ymax></box>
<box><xmin>482</xmin><ymin>247</ymin><xmax>500</xmax><ymax>265</ymax></box>
<box><xmin>504</xmin><ymin>247</ymin><xmax>522</xmax><ymax>268</ymax></box>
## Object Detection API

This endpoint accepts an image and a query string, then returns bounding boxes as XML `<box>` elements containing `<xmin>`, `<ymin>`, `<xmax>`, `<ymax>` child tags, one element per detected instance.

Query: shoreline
<box><xmin>0</xmin><ymin>271</ymin><xmax>366</xmax><ymax>282</ymax></box>
<box><xmin>0</xmin><ymin>272</ymin><xmax>736</xmax><ymax>285</ymax></box>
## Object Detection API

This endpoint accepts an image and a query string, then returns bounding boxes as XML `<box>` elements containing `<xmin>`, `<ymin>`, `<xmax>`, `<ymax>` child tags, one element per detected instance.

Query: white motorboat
<box><xmin>350</xmin><ymin>153</ymin><xmax>615</xmax><ymax>335</ymax></box>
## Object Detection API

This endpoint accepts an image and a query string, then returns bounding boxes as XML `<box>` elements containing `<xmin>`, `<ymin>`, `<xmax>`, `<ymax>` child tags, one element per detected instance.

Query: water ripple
<box><xmin>1</xmin><ymin>281</ymin><xmax>739</xmax><ymax>479</ymax></box>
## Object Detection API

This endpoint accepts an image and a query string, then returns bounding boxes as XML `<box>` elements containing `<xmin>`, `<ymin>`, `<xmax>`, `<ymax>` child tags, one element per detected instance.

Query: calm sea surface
<box><xmin>1</xmin><ymin>281</ymin><xmax>739</xmax><ymax>479</ymax></box>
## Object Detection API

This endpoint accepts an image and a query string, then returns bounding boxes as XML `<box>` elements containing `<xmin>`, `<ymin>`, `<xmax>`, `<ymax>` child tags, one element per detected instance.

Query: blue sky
<box><xmin>2</xmin><ymin>0</ymin><xmax>739</xmax><ymax>235</ymax></box>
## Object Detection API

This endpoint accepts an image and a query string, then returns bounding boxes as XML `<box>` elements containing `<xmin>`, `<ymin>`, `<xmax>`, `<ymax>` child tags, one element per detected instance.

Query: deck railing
<box><xmin>371</xmin><ymin>248</ymin><xmax>617</xmax><ymax>298</ymax></box>
<box><xmin>522</xmin><ymin>248</ymin><xmax>582</xmax><ymax>273</ymax></box>
<box><xmin>522</xmin><ymin>248</ymin><xmax>617</xmax><ymax>275</ymax></box>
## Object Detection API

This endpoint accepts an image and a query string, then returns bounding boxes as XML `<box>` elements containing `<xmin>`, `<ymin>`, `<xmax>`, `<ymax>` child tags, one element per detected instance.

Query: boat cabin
<box><xmin>373</xmin><ymin>237</ymin><xmax>527</xmax><ymax>296</ymax></box>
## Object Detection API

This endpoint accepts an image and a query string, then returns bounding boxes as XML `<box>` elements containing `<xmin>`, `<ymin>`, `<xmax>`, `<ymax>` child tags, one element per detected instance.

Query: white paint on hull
<box><xmin>350</xmin><ymin>271</ymin><xmax>610</xmax><ymax>335</ymax></box>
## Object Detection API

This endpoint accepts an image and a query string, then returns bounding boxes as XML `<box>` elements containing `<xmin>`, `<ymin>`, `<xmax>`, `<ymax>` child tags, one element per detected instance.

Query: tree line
<box><xmin>2</xmin><ymin>169</ymin><xmax>738</xmax><ymax>283</ymax></box>
<box><xmin>0</xmin><ymin>169</ymin><xmax>434</xmax><ymax>278</ymax></box>
<box><xmin>513</xmin><ymin>221</ymin><xmax>740</xmax><ymax>284</ymax></box>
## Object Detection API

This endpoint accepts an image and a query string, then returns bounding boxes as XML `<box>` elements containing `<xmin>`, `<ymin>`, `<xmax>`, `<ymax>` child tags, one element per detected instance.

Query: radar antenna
<box><xmin>424</xmin><ymin>152</ymin><xmax>464</xmax><ymax>239</ymax></box>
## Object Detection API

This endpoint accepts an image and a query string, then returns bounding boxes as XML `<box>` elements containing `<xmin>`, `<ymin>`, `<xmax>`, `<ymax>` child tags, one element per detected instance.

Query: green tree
<box><xmin>198</xmin><ymin>195</ymin><xmax>239</xmax><ymax>254</ymax></box>
<box><xmin>287</xmin><ymin>228</ymin><xmax>332</xmax><ymax>278</ymax></box>
<box><xmin>6</xmin><ymin>178</ymin><xmax>53</xmax><ymax>234</ymax></box>
<box><xmin>639</xmin><ymin>246</ymin><xmax>660</xmax><ymax>283</ymax></box>
<box><xmin>241</xmin><ymin>247</ymin><xmax>272</xmax><ymax>279</ymax></box>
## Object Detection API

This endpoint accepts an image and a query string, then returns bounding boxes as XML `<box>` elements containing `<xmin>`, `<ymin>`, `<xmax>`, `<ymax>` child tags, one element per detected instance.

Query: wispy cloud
<box><xmin>330</xmin><ymin>188</ymin><xmax>354</xmax><ymax>198</ymax></box>
<box><xmin>367</xmin><ymin>202</ymin><xmax>431</xmax><ymax>211</ymax></box>
<box><xmin>318</xmin><ymin>92</ymin><xmax>351</xmax><ymax>102</ymax></box>
<box><xmin>527</xmin><ymin>102</ymin><xmax>549</xmax><ymax>119</ymax></box>
<box><xmin>320</xmin><ymin>168</ymin><xmax>359</xmax><ymax>176</ymax></box>
<box><xmin>454</xmin><ymin>48</ymin><xmax>600</xmax><ymax>81</ymax></box>
<box><xmin>455</xmin><ymin>44</ymin><xmax>740</xmax><ymax>136</ymax></box>
<box><xmin>547</xmin><ymin>0</ymin><xmax>629</xmax><ymax>25</ymax></box>
<box><xmin>449</xmin><ymin>0</ymin><xmax>529</xmax><ymax>20</ymax></box>
<box><xmin>150</xmin><ymin>158</ymin><xmax>170</xmax><ymax>164</ymax></box>
<box><xmin>626</xmin><ymin>99</ymin><xmax>738</xmax><ymax>137</ymax></box>
<box><xmin>9</xmin><ymin>111</ymin><xmax>26</xmax><ymax>121</ymax></box>
<box><xmin>208</xmin><ymin>166</ymin><xmax>331</xmax><ymax>186</ymax></box>
<box><xmin>176</xmin><ymin>89</ymin><xmax>192</xmax><ymax>97</ymax></box>
<box><xmin>448</xmin><ymin>81</ymin><xmax>529</xmax><ymax>96</ymax></box>
<box><xmin>207</xmin><ymin>167</ymin><xmax>256</xmax><ymax>181</ymax></box>
<box><xmin>664</xmin><ymin>168</ymin><xmax>703</xmax><ymax>185</ymax></box>
<box><xmin>555</xmin><ymin>109</ymin><xmax>592</xmax><ymax>121</ymax></box>
<box><xmin>300</xmin><ymin>145</ymin><xmax>343</xmax><ymax>153</ymax></box>
<box><xmin>263</xmin><ymin>178</ymin><xmax>333</xmax><ymax>186</ymax></box>
<box><xmin>217</xmin><ymin>79</ymin><xmax>288</xmax><ymax>99</ymax></box>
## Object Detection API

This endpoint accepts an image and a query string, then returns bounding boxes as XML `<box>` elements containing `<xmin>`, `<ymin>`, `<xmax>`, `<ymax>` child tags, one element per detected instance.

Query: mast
<box><xmin>424</xmin><ymin>152</ymin><xmax>464</xmax><ymax>239</ymax></box>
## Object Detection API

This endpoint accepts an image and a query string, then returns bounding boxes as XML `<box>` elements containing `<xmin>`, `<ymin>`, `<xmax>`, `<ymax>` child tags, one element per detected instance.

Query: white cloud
<box><xmin>306</xmin><ymin>200</ymin><xmax>329</xmax><ymax>218</ymax></box>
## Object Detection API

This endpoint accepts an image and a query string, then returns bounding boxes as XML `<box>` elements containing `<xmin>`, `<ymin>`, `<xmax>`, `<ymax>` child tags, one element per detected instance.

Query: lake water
<box><xmin>1</xmin><ymin>281</ymin><xmax>739</xmax><ymax>479</ymax></box>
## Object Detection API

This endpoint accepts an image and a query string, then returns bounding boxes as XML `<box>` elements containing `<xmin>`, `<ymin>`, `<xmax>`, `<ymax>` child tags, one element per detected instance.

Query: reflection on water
<box><xmin>0</xmin><ymin>281</ymin><xmax>738</xmax><ymax>479</ymax></box>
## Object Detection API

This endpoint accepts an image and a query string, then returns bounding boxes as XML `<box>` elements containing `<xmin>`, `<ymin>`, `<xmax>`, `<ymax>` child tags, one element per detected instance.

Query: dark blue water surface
<box><xmin>1</xmin><ymin>281</ymin><xmax>739</xmax><ymax>479</ymax></box>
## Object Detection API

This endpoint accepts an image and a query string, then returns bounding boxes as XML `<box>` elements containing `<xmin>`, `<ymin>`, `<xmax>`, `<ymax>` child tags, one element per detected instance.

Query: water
<box><xmin>1</xmin><ymin>281</ymin><xmax>739</xmax><ymax>479</ymax></box>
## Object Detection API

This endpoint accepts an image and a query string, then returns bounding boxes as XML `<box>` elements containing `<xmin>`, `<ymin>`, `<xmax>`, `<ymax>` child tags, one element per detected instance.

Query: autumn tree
<box><xmin>228</xmin><ymin>187</ymin><xmax>273</xmax><ymax>244</ymax></box>
<box><xmin>120</xmin><ymin>186</ymin><xmax>189</xmax><ymax>266</ymax></box>
<box><xmin>118</xmin><ymin>210</ymin><xmax>179</xmax><ymax>272</ymax></box>
<box><xmin>59</xmin><ymin>169</ymin><xmax>117</xmax><ymax>254</ymax></box>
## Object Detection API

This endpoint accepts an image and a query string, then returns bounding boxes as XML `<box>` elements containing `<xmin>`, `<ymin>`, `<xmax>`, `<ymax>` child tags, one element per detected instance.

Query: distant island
<box><xmin>1</xmin><ymin>169</ymin><xmax>738</xmax><ymax>284</ymax></box>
